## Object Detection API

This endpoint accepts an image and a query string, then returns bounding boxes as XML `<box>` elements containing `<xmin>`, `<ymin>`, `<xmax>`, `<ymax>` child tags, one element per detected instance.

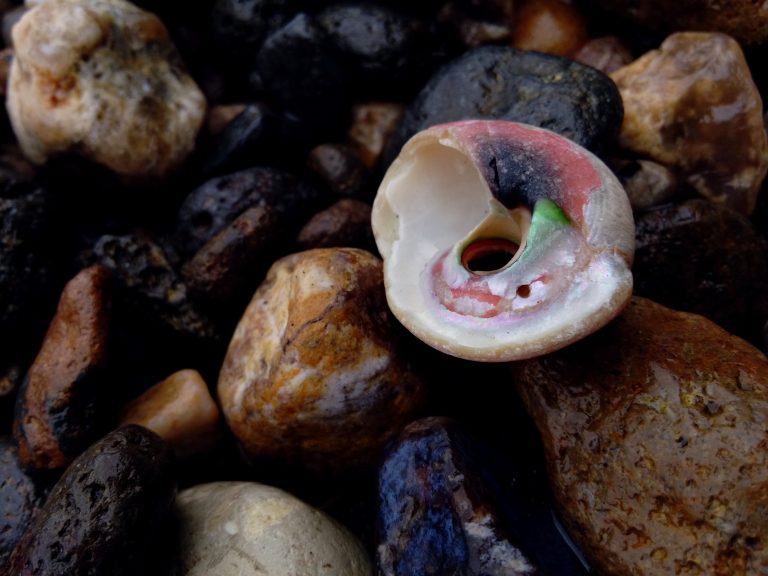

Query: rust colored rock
<box><xmin>347</xmin><ymin>102</ymin><xmax>405</xmax><ymax>171</ymax></box>
<box><xmin>512</xmin><ymin>297</ymin><xmax>768</xmax><ymax>575</ymax></box>
<box><xmin>296</xmin><ymin>199</ymin><xmax>374</xmax><ymax>252</ymax></box>
<box><xmin>217</xmin><ymin>248</ymin><xmax>425</xmax><ymax>472</ymax></box>
<box><xmin>611</xmin><ymin>32</ymin><xmax>768</xmax><ymax>215</ymax></box>
<box><xmin>511</xmin><ymin>0</ymin><xmax>589</xmax><ymax>56</ymax></box>
<box><xmin>206</xmin><ymin>103</ymin><xmax>247</xmax><ymax>136</ymax></box>
<box><xmin>572</xmin><ymin>36</ymin><xmax>633</xmax><ymax>75</ymax></box>
<box><xmin>119</xmin><ymin>369</ymin><xmax>221</xmax><ymax>459</ymax></box>
<box><xmin>14</xmin><ymin>265</ymin><xmax>110</xmax><ymax>471</ymax></box>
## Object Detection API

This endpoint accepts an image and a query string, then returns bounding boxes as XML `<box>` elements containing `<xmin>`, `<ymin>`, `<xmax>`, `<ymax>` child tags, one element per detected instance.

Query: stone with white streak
<box><xmin>7</xmin><ymin>0</ymin><xmax>206</xmax><ymax>179</ymax></box>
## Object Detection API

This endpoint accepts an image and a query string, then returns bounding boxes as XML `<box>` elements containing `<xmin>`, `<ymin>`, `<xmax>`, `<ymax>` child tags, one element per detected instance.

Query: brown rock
<box><xmin>296</xmin><ymin>199</ymin><xmax>374</xmax><ymax>252</ymax></box>
<box><xmin>206</xmin><ymin>103</ymin><xmax>247</xmax><ymax>136</ymax></box>
<box><xmin>14</xmin><ymin>265</ymin><xmax>110</xmax><ymax>471</ymax></box>
<box><xmin>612</xmin><ymin>158</ymin><xmax>680</xmax><ymax>210</ymax></box>
<box><xmin>512</xmin><ymin>297</ymin><xmax>768</xmax><ymax>576</ymax></box>
<box><xmin>572</xmin><ymin>36</ymin><xmax>633</xmax><ymax>75</ymax></box>
<box><xmin>511</xmin><ymin>0</ymin><xmax>589</xmax><ymax>56</ymax></box>
<box><xmin>217</xmin><ymin>248</ymin><xmax>425</xmax><ymax>472</ymax></box>
<box><xmin>611</xmin><ymin>32</ymin><xmax>768</xmax><ymax>215</ymax></box>
<box><xmin>119</xmin><ymin>369</ymin><xmax>221</xmax><ymax>459</ymax></box>
<box><xmin>347</xmin><ymin>103</ymin><xmax>405</xmax><ymax>171</ymax></box>
<box><xmin>307</xmin><ymin>143</ymin><xmax>370</xmax><ymax>200</ymax></box>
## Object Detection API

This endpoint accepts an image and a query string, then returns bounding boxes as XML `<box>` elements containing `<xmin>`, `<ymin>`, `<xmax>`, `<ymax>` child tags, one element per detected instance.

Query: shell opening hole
<box><xmin>461</xmin><ymin>238</ymin><xmax>519</xmax><ymax>274</ymax></box>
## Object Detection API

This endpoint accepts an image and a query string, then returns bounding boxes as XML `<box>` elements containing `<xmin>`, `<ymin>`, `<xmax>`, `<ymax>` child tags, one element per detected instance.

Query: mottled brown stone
<box><xmin>511</xmin><ymin>0</ymin><xmax>589</xmax><ymax>56</ymax></box>
<box><xmin>119</xmin><ymin>369</ymin><xmax>221</xmax><ymax>459</ymax></box>
<box><xmin>307</xmin><ymin>143</ymin><xmax>370</xmax><ymax>199</ymax></box>
<box><xmin>512</xmin><ymin>297</ymin><xmax>768</xmax><ymax>576</ymax></box>
<box><xmin>572</xmin><ymin>36</ymin><xmax>633</xmax><ymax>75</ymax></box>
<box><xmin>206</xmin><ymin>103</ymin><xmax>247</xmax><ymax>135</ymax></box>
<box><xmin>14</xmin><ymin>265</ymin><xmax>110</xmax><ymax>471</ymax></box>
<box><xmin>347</xmin><ymin>103</ymin><xmax>405</xmax><ymax>171</ymax></box>
<box><xmin>296</xmin><ymin>199</ymin><xmax>374</xmax><ymax>252</ymax></box>
<box><xmin>611</xmin><ymin>32</ymin><xmax>768</xmax><ymax>215</ymax></box>
<box><xmin>217</xmin><ymin>248</ymin><xmax>425</xmax><ymax>472</ymax></box>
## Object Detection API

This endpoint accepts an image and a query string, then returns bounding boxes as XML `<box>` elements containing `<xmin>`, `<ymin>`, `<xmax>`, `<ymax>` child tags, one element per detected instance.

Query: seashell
<box><xmin>371</xmin><ymin>120</ymin><xmax>634</xmax><ymax>361</ymax></box>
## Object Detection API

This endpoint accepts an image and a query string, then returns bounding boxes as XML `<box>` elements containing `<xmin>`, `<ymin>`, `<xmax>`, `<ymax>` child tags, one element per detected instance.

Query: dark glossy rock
<box><xmin>296</xmin><ymin>199</ymin><xmax>375</xmax><ymax>252</ymax></box>
<box><xmin>3</xmin><ymin>425</ymin><xmax>176</xmax><ymax>576</ymax></box>
<box><xmin>14</xmin><ymin>266</ymin><xmax>111</xmax><ymax>472</ymax></box>
<box><xmin>307</xmin><ymin>143</ymin><xmax>371</xmax><ymax>199</ymax></box>
<box><xmin>0</xmin><ymin>438</ymin><xmax>45</xmax><ymax>565</ymax></box>
<box><xmin>377</xmin><ymin>417</ymin><xmax>541</xmax><ymax>575</ymax></box>
<box><xmin>386</xmin><ymin>45</ymin><xmax>623</xmax><ymax>165</ymax></box>
<box><xmin>634</xmin><ymin>199</ymin><xmax>768</xmax><ymax>343</ymax></box>
<box><xmin>175</xmin><ymin>166</ymin><xmax>325</xmax><ymax>258</ymax></box>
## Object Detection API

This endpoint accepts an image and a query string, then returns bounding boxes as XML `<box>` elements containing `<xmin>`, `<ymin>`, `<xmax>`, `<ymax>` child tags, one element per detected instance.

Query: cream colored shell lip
<box><xmin>372</xmin><ymin>120</ymin><xmax>635</xmax><ymax>362</ymax></box>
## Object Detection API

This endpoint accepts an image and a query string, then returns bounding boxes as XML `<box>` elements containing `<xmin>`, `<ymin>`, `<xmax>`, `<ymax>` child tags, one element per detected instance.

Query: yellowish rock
<box><xmin>611</xmin><ymin>32</ymin><xmax>768</xmax><ymax>215</ymax></box>
<box><xmin>7</xmin><ymin>0</ymin><xmax>206</xmax><ymax>179</ymax></box>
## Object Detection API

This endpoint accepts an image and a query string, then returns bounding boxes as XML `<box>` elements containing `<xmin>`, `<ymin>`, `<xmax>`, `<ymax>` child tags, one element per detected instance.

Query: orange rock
<box><xmin>217</xmin><ymin>248</ymin><xmax>425</xmax><ymax>472</ymax></box>
<box><xmin>119</xmin><ymin>369</ymin><xmax>221</xmax><ymax>459</ymax></box>
<box><xmin>206</xmin><ymin>104</ymin><xmax>247</xmax><ymax>136</ymax></box>
<box><xmin>512</xmin><ymin>297</ymin><xmax>768</xmax><ymax>575</ymax></box>
<box><xmin>511</xmin><ymin>0</ymin><xmax>588</xmax><ymax>56</ymax></box>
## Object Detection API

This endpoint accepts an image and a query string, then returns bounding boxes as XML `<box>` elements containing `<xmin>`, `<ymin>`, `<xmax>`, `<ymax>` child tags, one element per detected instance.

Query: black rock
<box><xmin>634</xmin><ymin>199</ymin><xmax>768</xmax><ymax>345</ymax></box>
<box><xmin>2</xmin><ymin>426</ymin><xmax>176</xmax><ymax>576</ymax></box>
<box><xmin>386</xmin><ymin>45</ymin><xmax>623</xmax><ymax>166</ymax></box>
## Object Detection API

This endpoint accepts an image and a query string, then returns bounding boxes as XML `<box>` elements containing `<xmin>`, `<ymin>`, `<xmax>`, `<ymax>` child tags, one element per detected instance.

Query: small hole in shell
<box><xmin>516</xmin><ymin>285</ymin><xmax>530</xmax><ymax>298</ymax></box>
<box><xmin>461</xmin><ymin>238</ymin><xmax>519</xmax><ymax>274</ymax></box>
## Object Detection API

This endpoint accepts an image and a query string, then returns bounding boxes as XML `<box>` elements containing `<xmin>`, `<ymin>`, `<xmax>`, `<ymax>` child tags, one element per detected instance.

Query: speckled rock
<box><xmin>7</xmin><ymin>0</ymin><xmax>206</xmax><ymax>179</ymax></box>
<box><xmin>176</xmin><ymin>481</ymin><xmax>373</xmax><ymax>575</ymax></box>
<box><xmin>511</xmin><ymin>0</ymin><xmax>588</xmax><ymax>56</ymax></box>
<box><xmin>612</xmin><ymin>158</ymin><xmax>679</xmax><ymax>210</ymax></box>
<box><xmin>387</xmin><ymin>45</ymin><xmax>623</xmax><ymax>164</ymax></box>
<box><xmin>307</xmin><ymin>143</ymin><xmax>371</xmax><ymax>199</ymax></box>
<box><xmin>119</xmin><ymin>369</ymin><xmax>221</xmax><ymax>459</ymax></box>
<box><xmin>511</xmin><ymin>297</ymin><xmax>768</xmax><ymax>576</ymax></box>
<box><xmin>572</xmin><ymin>36</ymin><xmax>633</xmax><ymax>75</ymax></box>
<box><xmin>0</xmin><ymin>437</ymin><xmax>45</xmax><ymax>565</ymax></box>
<box><xmin>217</xmin><ymin>248</ymin><xmax>425</xmax><ymax>471</ymax></box>
<box><xmin>611</xmin><ymin>32</ymin><xmax>768</xmax><ymax>215</ymax></box>
<box><xmin>296</xmin><ymin>199</ymin><xmax>374</xmax><ymax>252</ymax></box>
<box><xmin>377</xmin><ymin>417</ymin><xmax>540</xmax><ymax>575</ymax></box>
<box><xmin>633</xmin><ymin>199</ymin><xmax>768</xmax><ymax>343</ymax></box>
<box><xmin>14</xmin><ymin>265</ymin><xmax>110</xmax><ymax>471</ymax></box>
<box><xmin>3</xmin><ymin>425</ymin><xmax>176</xmax><ymax>576</ymax></box>
<box><xmin>347</xmin><ymin>102</ymin><xmax>404</xmax><ymax>171</ymax></box>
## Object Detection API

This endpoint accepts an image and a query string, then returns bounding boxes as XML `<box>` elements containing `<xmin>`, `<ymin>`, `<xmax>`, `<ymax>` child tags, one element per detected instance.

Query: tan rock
<box><xmin>611</xmin><ymin>32</ymin><xmax>768</xmax><ymax>215</ymax></box>
<box><xmin>512</xmin><ymin>297</ymin><xmax>768</xmax><ymax>575</ymax></box>
<box><xmin>7</xmin><ymin>0</ymin><xmax>206</xmax><ymax>179</ymax></box>
<box><xmin>511</xmin><ymin>0</ymin><xmax>589</xmax><ymax>56</ymax></box>
<box><xmin>572</xmin><ymin>36</ymin><xmax>633</xmax><ymax>75</ymax></box>
<box><xmin>205</xmin><ymin>103</ymin><xmax>246</xmax><ymax>136</ymax></box>
<box><xmin>217</xmin><ymin>248</ymin><xmax>425</xmax><ymax>472</ymax></box>
<box><xmin>119</xmin><ymin>369</ymin><xmax>221</xmax><ymax>459</ymax></box>
<box><xmin>347</xmin><ymin>102</ymin><xmax>404</xmax><ymax>170</ymax></box>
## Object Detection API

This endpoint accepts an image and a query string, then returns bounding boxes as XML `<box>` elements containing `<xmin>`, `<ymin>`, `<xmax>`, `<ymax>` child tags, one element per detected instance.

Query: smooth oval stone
<box><xmin>511</xmin><ymin>297</ymin><xmax>768</xmax><ymax>575</ymax></box>
<box><xmin>511</xmin><ymin>0</ymin><xmax>588</xmax><ymax>56</ymax></box>
<box><xmin>4</xmin><ymin>425</ymin><xmax>176</xmax><ymax>576</ymax></box>
<box><xmin>296</xmin><ymin>199</ymin><xmax>375</xmax><ymax>252</ymax></box>
<box><xmin>176</xmin><ymin>481</ymin><xmax>372</xmax><ymax>575</ymax></box>
<box><xmin>386</xmin><ymin>45</ymin><xmax>623</xmax><ymax>165</ymax></box>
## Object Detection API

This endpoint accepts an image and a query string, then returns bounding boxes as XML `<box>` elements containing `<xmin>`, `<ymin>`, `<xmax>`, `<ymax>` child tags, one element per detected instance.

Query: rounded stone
<box><xmin>511</xmin><ymin>0</ymin><xmax>588</xmax><ymax>56</ymax></box>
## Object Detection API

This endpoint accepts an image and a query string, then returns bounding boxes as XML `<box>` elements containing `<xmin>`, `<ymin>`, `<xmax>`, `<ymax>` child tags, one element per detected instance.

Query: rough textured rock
<box><xmin>572</xmin><ymin>36</ymin><xmax>633</xmax><ymax>75</ymax></box>
<box><xmin>176</xmin><ymin>481</ymin><xmax>373</xmax><ymax>575</ymax></box>
<box><xmin>119</xmin><ymin>369</ymin><xmax>221</xmax><ymax>459</ymax></box>
<box><xmin>3</xmin><ymin>425</ymin><xmax>176</xmax><ymax>576</ymax></box>
<box><xmin>377</xmin><ymin>417</ymin><xmax>540</xmax><ymax>575</ymax></box>
<box><xmin>511</xmin><ymin>0</ymin><xmax>588</xmax><ymax>56</ymax></box>
<box><xmin>512</xmin><ymin>297</ymin><xmax>768</xmax><ymax>576</ymax></box>
<box><xmin>217</xmin><ymin>248</ymin><xmax>425</xmax><ymax>472</ymax></box>
<box><xmin>296</xmin><ymin>199</ymin><xmax>375</xmax><ymax>252</ymax></box>
<box><xmin>14</xmin><ymin>265</ymin><xmax>110</xmax><ymax>471</ymax></box>
<box><xmin>387</xmin><ymin>45</ymin><xmax>623</xmax><ymax>164</ymax></box>
<box><xmin>633</xmin><ymin>199</ymin><xmax>768</xmax><ymax>343</ymax></box>
<box><xmin>611</xmin><ymin>32</ymin><xmax>768</xmax><ymax>215</ymax></box>
<box><xmin>7</xmin><ymin>0</ymin><xmax>206</xmax><ymax>179</ymax></box>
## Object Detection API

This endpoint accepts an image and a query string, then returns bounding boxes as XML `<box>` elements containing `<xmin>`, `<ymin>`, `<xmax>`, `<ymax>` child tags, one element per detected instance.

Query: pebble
<box><xmin>175</xmin><ymin>481</ymin><xmax>373</xmax><ymax>576</ymax></box>
<box><xmin>511</xmin><ymin>0</ymin><xmax>588</xmax><ymax>56</ymax></box>
<box><xmin>7</xmin><ymin>0</ymin><xmax>206</xmax><ymax>179</ymax></box>
<box><xmin>14</xmin><ymin>265</ymin><xmax>110</xmax><ymax>472</ymax></box>
<box><xmin>3</xmin><ymin>425</ymin><xmax>176</xmax><ymax>576</ymax></box>
<box><xmin>572</xmin><ymin>36</ymin><xmax>634</xmax><ymax>75</ymax></box>
<box><xmin>347</xmin><ymin>102</ymin><xmax>405</xmax><ymax>171</ymax></box>
<box><xmin>217</xmin><ymin>248</ymin><xmax>425</xmax><ymax>471</ymax></box>
<box><xmin>612</xmin><ymin>158</ymin><xmax>680</xmax><ymax>210</ymax></box>
<box><xmin>205</xmin><ymin>103</ymin><xmax>246</xmax><ymax>136</ymax></box>
<box><xmin>118</xmin><ymin>369</ymin><xmax>221</xmax><ymax>459</ymax></box>
<box><xmin>511</xmin><ymin>297</ymin><xmax>768</xmax><ymax>575</ymax></box>
<box><xmin>307</xmin><ymin>143</ymin><xmax>371</xmax><ymax>199</ymax></box>
<box><xmin>296</xmin><ymin>199</ymin><xmax>375</xmax><ymax>252</ymax></box>
<box><xmin>611</xmin><ymin>32</ymin><xmax>768</xmax><ymax>215</ymax></box>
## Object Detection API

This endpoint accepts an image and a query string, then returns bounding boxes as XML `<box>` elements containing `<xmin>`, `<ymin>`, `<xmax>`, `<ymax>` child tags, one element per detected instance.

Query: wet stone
<box><xmin>296</xmin><ymin>199</ymin><xmax>375</xmax><ymax>253</ymax></box>
<box><xmin>511</xmin><ymin>297</ymin><xmax>768</xmax><ymax>576</ymax></box>
<box><xmin>3</xmin><ymin>425</ymin><xmax>176</xmax><ymax>576</ymax></box>
<box><xmin>572</xmin><ymin>36</ymin><xmax>634</xmax><ymax>75</ymax></box>
<box><xmin>633</xmin><ymin>199</ymin><xmax>768</xmax><ymax>343</ymax></box>
<box><xmin>377</xmin><ymin>417</ymin><xmax>540</xmax><ymax>575</ymax></box>
<box><xmin>217</xmin><ymin>248</ymin><xmax>425</xmax><ymax>472</ymax></box>
<box><xmin>14</xmin><ymin>265</ymin><xmax>111</xmax><ymax>472</ymax></box>
<box><xmin>612</xmin><ymin>158</ymin><xmax>679</xmax><ymax>210</ymax></box>
<box><xmin>307</xmin><ymin>143</ymin><xmax>371</xmax><ymax>200</ymax></box>
<box><xmin>511</xmin><ymin>0</ymin><xmax>589</xmax><ymax>56</ymax></box>
<box><xmin>611</xmin><ymin>32</ymin><xmax>768</xmax><ymax>215</ymax></box>
<box><xmin>347</xmin><ymin>102</ymin><xmax>405</xmax><ymax>171</ymax></box>
<box><xmin>387</xmin><ymin>45</ymin><xmax>623</xmax><ymax>165</ymax></box>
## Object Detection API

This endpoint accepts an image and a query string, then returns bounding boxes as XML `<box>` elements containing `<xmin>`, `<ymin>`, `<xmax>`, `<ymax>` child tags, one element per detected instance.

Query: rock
<box><xmin>347</xmin><ymin>102</ymin><xmax>404</xmax><ymax>171</ymax></box>
<box><xmin>611</xmin><ymin>32</ymin><xmax>768</xmax><ymax>216</ymax></box>
<box><xmin>511</xmin><ymin>297</ymin><xmax>768</xmax><ymax>576</ymax></box>
<box><xmin>437</xmin><ymin>0</ymin><xmax>514</xmax><ymax>48</ymax></box>
<box><xmin>0</xmin><ymin>437</ymin><xmax>45</xmax><ymax>565</ymax></box>
<box><xmin>118</xmin><ymin>369</ymin><xmax>221</xmax><ymax>459</ymax></box>
<box><xmin>612</xmin><ymin>158</ymin><xmax>679</xmax><ymax>210</ymax></box>
<box><xmin>306</xmin><ymin>143</ymin><xmax>371</xmax><ymax>199</ymax></box>
<box><xmin>3</xmin><ymin>425</ymin><xmax>176</xmax><ymax>576</ymax></box>
<box><xmin>572</xmin><ymin>36</ymin><xmax>634</xmax><ymax>75</ymax></box>
<box><xmin>175</xmin><ymin>481</ymin><xmax>372</xmax><ymax>575</ymax></box>
<box><xmin>633</xmin><ymin>199</ymin><xmax>768</xmax><ymax>343</ymax></box>
<box><xmin>587</xmin><ymin>0</ymin><xmax>768</xmax><ymax>45</ymax></box>
<box><xmin>14</xmin><ymin>265</ymin><xmax>110</xmax><ymax>471</ymax></box>
<box><xmin>377</xmin><ymin>417</ymin><xmax>540</xmax><ymax>575</ymax></box>
<box><xmin>296</xmin><ymin>199</ymin><xmax>375</xmax><ymax>252</ymax></box>
<box><xmin>217</xmin><ymin>248</ymin><xmax>425</xmax><ymax>472</ymax></box>
<box><xmin>387</xmin><ymin>46</ymin><xmax>623</xmax><ymax>164</ymax></box>
<box><xmin>511</xmin><ymin>0</ymin><xmax>588</xmax><ymax>56</ymax></box>
<box><xmin>205</xmin><ymin>103</ymin><xmax>246</xmax><ymax>136</ymax></box>
<box><xmin>7</xmin><ymin>0</ymin><xmax>206</xmax><ymax>179</ymax></box>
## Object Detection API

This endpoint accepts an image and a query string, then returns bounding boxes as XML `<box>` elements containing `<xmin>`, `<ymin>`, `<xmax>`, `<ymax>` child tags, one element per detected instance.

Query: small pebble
<box><xmin>572</xmin><ymin>36</ymin><xmax>634</xmax><ymax>75</ymax></box>
<box><xmin>511</xmin><ymin>0</ymin><xmax>588</xmax><ymax>56</ymax></box>
<box><xmin>347</xmin><ymin>102</ymin><xmax>404</xmax><ymax>171</ymax></box>
<box><xmin>296</xmin><ymin>199</ymin><xmax>375</xmax><ymax>252</ymax></box>
<box><xmin>612</xmin><ymin>158</ymin><xmax>679</xmax><ymax>210</ymax></box>
<box><xmin>307</xmin><ymin>143</ymin><xmax>371</xmax><ymax>199</ymax></box>
<box><xmin>205</xmin><ymin>103</ymin><xmax>247</xmax><ymax>136</ymax></box>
